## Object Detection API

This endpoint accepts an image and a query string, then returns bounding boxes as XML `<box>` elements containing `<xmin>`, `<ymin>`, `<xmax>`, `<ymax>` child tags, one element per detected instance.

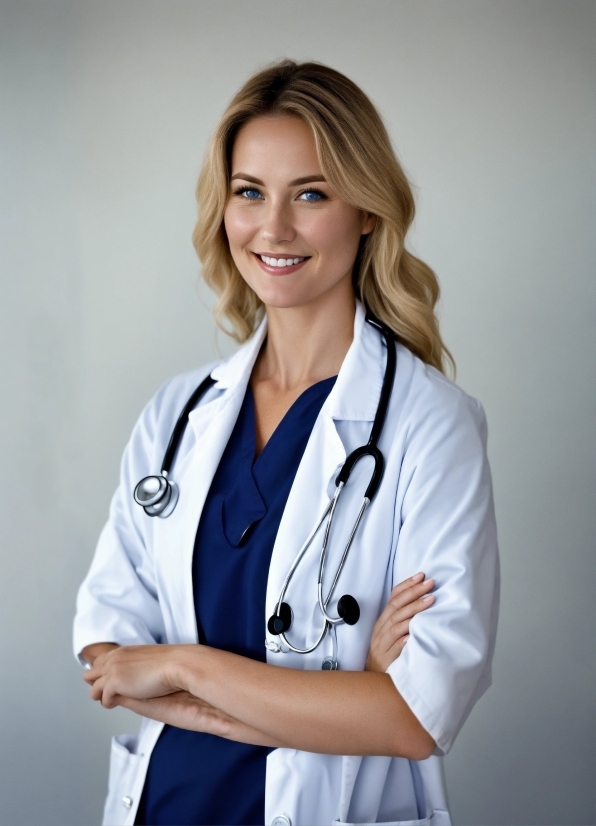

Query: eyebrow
<box><xmin>230</xmin><ymin>173</ymin><xmax>327</xmax><ymax>186</ymax></box>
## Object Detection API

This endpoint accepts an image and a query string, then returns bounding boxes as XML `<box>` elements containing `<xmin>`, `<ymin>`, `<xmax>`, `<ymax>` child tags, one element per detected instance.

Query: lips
<box><xmin>253</xmin><ymin>252</ymin><xmax>310</xmax><ymax>275</ymax></box>
<box><xmin>259</xmin><ymin>254</ymin><xmax>307</xmax><ymax>267</ymax></box>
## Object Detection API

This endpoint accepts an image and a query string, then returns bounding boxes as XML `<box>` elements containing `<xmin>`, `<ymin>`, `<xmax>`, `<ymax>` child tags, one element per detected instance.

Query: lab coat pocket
<box><xmin>332</xmin><ymin>820</ymin><xmax>430</xmax><ymax>826</ymax></box>
<box><xmin>102</xmin><ymin>734</ymin><xmax>142</xmax><ymax>826</ymax></box>
<box><xmin>332</xmin><ymin>810</ymin><xmax>449</xmax><ymax>826</ymax></box>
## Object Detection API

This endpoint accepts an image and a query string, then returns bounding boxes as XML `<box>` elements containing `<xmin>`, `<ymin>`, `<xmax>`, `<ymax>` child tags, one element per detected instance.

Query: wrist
<box><xmin>170</xmin><ymin>645</ymin><xmax>208</xmax><ymax>694</ymax></box>
<box><xmin>81</xmin><ymin>642</ymin><xmax>119</xmax><ymax>666</ymax></box>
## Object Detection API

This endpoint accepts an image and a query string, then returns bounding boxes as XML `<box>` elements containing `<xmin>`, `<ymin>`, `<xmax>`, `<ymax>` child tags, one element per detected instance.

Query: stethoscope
<box><xmin>133</xmin><ymin>313</ymin><xmax>396</xmax><ymax>670</ymax></box>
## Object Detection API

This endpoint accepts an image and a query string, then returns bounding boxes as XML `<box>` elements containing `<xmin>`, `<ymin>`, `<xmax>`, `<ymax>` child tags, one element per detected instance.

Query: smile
<box><xmin>253</xmin><ymin>252</ymin><xmax>310</xmax><ymax>275</ymax></box>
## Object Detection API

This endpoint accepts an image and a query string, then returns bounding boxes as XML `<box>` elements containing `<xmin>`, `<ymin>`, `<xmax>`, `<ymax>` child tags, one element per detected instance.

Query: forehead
<box><xmin>230</xmin><ymin>115</ymin><xmax>321</xmax><ymax>176</ymax></box>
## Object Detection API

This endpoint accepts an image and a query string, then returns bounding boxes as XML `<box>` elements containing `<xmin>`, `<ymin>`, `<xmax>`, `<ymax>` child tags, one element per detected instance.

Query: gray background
<box><xmin>1</xmin><ymin>1</ymin><xmax>594</xmax><ymax>824</ymax></box>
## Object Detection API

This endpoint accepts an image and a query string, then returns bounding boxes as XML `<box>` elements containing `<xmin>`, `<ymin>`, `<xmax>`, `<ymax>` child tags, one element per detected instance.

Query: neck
<box><xmin>255</xmin><ymin>281</ymin><xmax>356</xmax><ymax>390</ymax></box>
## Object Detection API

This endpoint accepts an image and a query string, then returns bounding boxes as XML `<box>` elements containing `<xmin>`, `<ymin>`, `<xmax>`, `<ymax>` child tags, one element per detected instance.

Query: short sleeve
<box><xmin>386</xmin><ymin>388</ymin><xmax>500</xmax><ymax>755</ymax></box>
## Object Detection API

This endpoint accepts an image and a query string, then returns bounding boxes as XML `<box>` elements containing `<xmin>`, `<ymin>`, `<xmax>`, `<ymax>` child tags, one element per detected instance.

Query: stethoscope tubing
<box><xmin>318</xmin><ymin>496</ymin><xmax>369</xmax><ymax>624</ymax></box>
<box><xmin>134</xmin><ymin>311</ymin><xmax>398</xmax><ymax>664</ymax></box>
<box><xmin>273</xmin><ymin>497</ymin><xmax>336</xmax><ymax>654</ymax></box>
<box><xmin>275</xmin><ymin>485</ymin><xmax>370</xmax><ymax>653</ymax></box>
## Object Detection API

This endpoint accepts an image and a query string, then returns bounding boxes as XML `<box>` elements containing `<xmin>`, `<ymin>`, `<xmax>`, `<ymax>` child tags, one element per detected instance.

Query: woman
<box><xmin>75</xmin><ymin>60</ymin><xmax>499</xmax><ymax>826</ymax></box>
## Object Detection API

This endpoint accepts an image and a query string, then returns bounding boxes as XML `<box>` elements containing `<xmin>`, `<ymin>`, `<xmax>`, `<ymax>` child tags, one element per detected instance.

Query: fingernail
<box><xmin>425</xmin><ymin>578</ymin><xmax>435</xmax><ymax>586</ymax></box>
<box><xmin>422</xmin><ymin>594</ymin><xmax>434</xmax><ymax>603</ymax></box>
<box><xmin>411</xmin><ymin>572</ymin><xmax>424</xmax><ymax>582</ymax></box>
<box><xmin>403</xmin><ymin>635</ymin><xmax>410</xmax><ymax>642</ymax></box>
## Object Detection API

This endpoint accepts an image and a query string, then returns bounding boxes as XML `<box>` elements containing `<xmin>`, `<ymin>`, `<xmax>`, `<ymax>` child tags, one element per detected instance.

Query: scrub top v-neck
<box><xmin>135</xmin><ymin>375</ymin><xmax>337</xmax><ymax>826</ymax></box>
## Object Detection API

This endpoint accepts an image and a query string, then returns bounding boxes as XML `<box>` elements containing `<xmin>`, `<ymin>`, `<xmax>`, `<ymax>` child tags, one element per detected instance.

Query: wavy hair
<box><xmin>193</xmin><ymin>59</ymin><xmax>454</xmax><ymax>374</ymax></box>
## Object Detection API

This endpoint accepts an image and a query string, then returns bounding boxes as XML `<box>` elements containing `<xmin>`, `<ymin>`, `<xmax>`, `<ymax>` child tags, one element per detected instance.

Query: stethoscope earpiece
<box><xmin>337</xmin><ymin>594</ymin><xmax>360</xmax><ymax>626</ymax></box>
<box><xmin>267</xmin><ymin>602</ymin><xmax>293</xmax><ymax>636</ymax></box>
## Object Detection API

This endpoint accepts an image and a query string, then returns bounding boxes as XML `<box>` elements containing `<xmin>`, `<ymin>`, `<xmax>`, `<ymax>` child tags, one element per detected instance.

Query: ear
<box><xmin>361</xmin><ymin>212</ymin><xmax>377</xmax><ymax>235</ymax></box>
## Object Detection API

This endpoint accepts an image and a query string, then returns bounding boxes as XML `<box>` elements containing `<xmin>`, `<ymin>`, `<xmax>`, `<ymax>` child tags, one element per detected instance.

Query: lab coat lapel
<box><xmin>153</xmin><ymin>317</ymin><xmax>268</xmax><ymax>644</ymax></box>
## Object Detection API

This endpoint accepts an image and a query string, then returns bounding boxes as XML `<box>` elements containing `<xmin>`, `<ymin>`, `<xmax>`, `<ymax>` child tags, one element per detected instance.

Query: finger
<box><xmin>385</xmin><ymin>634</ymin><xmax>410</xmax><ymax>664</ymax></box>
<box><xmin>378</xmin><ymin>616</ymin><xmax>411</xmax><ymax>646</ymax></box>
<box><xmin>103</xmin><ymin>692</ymin><xmax>123</xmax><ymax>710</ymax></box>
<box><xmin>89</xmin><ymin>675</ymin><xmax>106</xmax><ymax>702</ymax></box>
<box><xmin>384</xmin><ymin>579</ymin><xmax>434</xmax><ymax>624</ymax></box>
<box><xmin>373</xmin><ymin>574</ymin><xmax>427</xmax><ymax>631</ymax></box>
<box><xmin>388</xmin><ymin>577</ymin><xmax>434</xmax><ymax>611</ymax></box>
<box><xmin>378</xmin><ymin>595</ymin><xmax>434</xmax><ymax>643</ymax></box>
<box><xmin>102</xmin><ymin>685</ymin><xmax>118</xmax><ymax>709</ymax></box>
<box><xmin>375</xmin><ymin>593</ymin><xmax>434</xmax><ymax>650</ymax></box>
<box><xmin>389</xmin><ymin>593</ymin><xmax>435</xmax><ymax>626</ymax></box>
<box><xmin>83</xmin><ymin>654</ymin><xmax>110</xmax><ymax>683</ymax></box>
<box><xmin>390</xmin><ymin>572</ymin><xmax>425</xmax><ymax>596</ymax></box>
<box><xmin>373</xmin><ymin>615</ymin><xmax>412</xmax><ymax>656</ymax></box>
<box><xmin>375</xmin><ymin>581</ymin><xmax>434</xmax><ymax>638</ymax></box>
<box><xmin>367</xmin><ymin>632</ymin><xmax>410</xmax><ymax>673</ymax></box>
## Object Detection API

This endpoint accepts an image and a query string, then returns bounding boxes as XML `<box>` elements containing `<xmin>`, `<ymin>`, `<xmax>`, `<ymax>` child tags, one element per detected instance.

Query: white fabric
<box><xmin>74</xmin><ymin>300</ymin><xmax>499</xmax><ymax>826</ymax></box>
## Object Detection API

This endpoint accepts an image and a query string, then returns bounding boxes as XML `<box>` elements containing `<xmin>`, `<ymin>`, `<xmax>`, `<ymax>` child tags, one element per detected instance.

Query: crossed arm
<box><xmin>82</xmin><ymin>573</ymin><xmax>436</xmax><ymax>760</ymax></box>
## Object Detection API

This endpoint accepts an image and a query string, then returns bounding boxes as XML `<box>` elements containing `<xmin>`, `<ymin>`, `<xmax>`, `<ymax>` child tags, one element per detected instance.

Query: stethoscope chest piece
<box><xmin>336</xmin><ymin>594</ymin><xmax>360</xmax><ymax>626</ymax></box>
<box><xmin>134</xmin><ymin>473</ymin><xmax>179</xmax><ymax>518</ymax></box>
<box><xmin>267</xmin><ymin>602</ymin><xmax>293</xmax><ymax>635</ymax></box>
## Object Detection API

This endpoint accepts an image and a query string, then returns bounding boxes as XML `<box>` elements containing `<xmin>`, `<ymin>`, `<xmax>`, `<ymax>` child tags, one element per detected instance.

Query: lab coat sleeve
<box><xmin>72</xmin><ymin>377</ymin><xmax>178</xmax><ymax>665</ymax></box>
<box><xmin>386</xmin><ymin>381</ymin><xmax>500</xmax><ymax>756</ymax></box>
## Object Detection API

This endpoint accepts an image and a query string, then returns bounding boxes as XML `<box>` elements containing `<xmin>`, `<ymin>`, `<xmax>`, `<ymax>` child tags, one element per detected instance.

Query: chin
<box><xmin>249</xmin><ymin>281</ymin><xmax>318</xmax><ymax>310</ymax></box>
<box><xmin>255</xmin><ymin>290</ymin><xmax>324</xmax><ymax>311</ymax></box>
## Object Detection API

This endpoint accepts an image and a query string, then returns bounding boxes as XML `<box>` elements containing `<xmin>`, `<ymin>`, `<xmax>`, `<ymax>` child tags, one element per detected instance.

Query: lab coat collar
<box><xmin>326</xmin><ymin>300</ymin><xmax>384</xmax><ymax>423</ymax></box>
<box><xmin>209</xmin><ymin>314</ymin><xmax>268</xmax><ymax>389</ymax></box>
<box><xmin>202</xmin><ymin>299</ymin><xmax>384</xmax><ymax>425</ymax></box>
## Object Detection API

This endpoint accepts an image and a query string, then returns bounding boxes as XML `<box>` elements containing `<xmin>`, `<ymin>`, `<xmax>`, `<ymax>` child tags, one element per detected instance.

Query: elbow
<box><xmin>407</xmin><ymin>730</ymin><xmax>436</xmax><ymax>761</ymax></box>
<box><xmin>390</xmin><ymin>726</ymin><xmax>436</xmax><ymax>761</ymax></box>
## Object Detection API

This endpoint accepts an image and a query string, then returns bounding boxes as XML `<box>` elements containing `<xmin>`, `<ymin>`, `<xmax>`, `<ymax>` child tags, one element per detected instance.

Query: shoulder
<box><xmin>391</xmin><ymin>343</ymin><xmax>488</xmax><ymax>454</ymax></box>
<box><xmin>128</xmin><ymin>359</ymin><xmax>223</xmax><ymax>454</ymax></box>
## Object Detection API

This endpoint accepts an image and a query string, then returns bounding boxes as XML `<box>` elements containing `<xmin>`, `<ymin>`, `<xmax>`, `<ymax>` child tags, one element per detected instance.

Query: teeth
<box><xmin>260</xmin><ymin>255</ymin><xmax>306</xmax><ymax>267</ymax></box>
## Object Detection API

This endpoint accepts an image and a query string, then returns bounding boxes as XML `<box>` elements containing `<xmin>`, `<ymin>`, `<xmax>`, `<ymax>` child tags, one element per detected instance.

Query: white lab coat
<box><xmin>74</xmin><ymin>300</ymin><xmax>499</xmax><ymax>826</ymax></box>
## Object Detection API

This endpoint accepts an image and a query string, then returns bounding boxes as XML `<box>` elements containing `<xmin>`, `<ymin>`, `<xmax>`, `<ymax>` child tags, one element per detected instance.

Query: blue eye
<box><xmin>299</xmin><ymin>190</ymin><xmax>324</xmax><ymax>202</ymax></box>
<box><xmin>242</xmin><ymin>188</ymin><xmax>262</xmax><ymax>200</ymax></box>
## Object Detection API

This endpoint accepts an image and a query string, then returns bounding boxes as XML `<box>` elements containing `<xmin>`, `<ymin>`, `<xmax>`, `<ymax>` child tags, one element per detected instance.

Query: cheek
<box><xmin>223</xmin><ymin>205</ymin><xmax>258</xmax><ymax>250</ymax></box>
<box><xmin>303</xmin><ymin>207</ymin><xmax>363</xmax><ymax>262</ymax></box>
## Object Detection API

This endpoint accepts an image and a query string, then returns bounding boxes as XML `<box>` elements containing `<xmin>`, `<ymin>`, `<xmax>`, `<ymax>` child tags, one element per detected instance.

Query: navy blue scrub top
<box><xmin>135</xmin><ymin>376</ymin><xmax>337</xmax><ymax>826</ymax></box>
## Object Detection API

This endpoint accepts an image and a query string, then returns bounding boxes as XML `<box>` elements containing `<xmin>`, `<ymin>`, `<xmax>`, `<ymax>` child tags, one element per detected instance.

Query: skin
<box><xmin>82</xmin><ymin>575</ymin><xmax>435</xmax><ymax>754</ymax></box>
<box><xmin>224</xmin><ymin>115</ymin><xmax>374</xmax><ymax>454</ymax></box>
<box><xmin>83</xmin><ymin>115</ymin><xmax>437</xmax><ymax>760</ymax></box>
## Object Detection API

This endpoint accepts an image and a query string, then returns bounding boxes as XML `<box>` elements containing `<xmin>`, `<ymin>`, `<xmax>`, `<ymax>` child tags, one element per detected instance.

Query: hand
<box><xmin>83</xmin><ymin>644</ymin><xmax>184</xmax><ymax>708</ymax></box>
<box><xmin>81</xmin><ymin>642</ymin><xmax>119</xmax><ymax>666</ymax></box>
<box><xmin>118</xmin><ymin>692</ymin><xmax>285</xmax><ymax>747</ymax></box>
<box><xmin>365</xmin><ymin>573</ymin><xmax>434</xmax><ymax>673</ymax></box>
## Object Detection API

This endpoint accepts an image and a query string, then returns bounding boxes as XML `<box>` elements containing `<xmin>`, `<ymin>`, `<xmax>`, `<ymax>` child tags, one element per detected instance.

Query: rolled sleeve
<box><xmin>73</xmin><ymin>516</ymin><xmax>165</xmax><ymax>665</ymax></box>
<box><xmin>387</xmin><ymin>389</ymin><xmax>500</xmax><ymax>755</ymax></box>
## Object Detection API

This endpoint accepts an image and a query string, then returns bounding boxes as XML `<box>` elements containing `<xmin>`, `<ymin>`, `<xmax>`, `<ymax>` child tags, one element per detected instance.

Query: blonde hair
<box><xmin>193</xmin><ymin>59</ymin><xmax>454</xmax><ymax>375</ymax></box>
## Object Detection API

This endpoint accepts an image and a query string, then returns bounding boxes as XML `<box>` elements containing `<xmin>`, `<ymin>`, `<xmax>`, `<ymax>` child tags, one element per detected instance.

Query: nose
<box><xmin>261</xmin><ymin>201</ymin><xmax>296</xmax><ymax>246</ymax></box>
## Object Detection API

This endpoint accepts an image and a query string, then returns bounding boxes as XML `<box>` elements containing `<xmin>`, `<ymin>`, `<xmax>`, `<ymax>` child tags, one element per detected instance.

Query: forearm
<box><xmin>118</xmin><ymin>692</ymin><xmax>287</xmax><ymax>749</ymax></box>
<box><xmin>81</xmin><ymin>644</ymin><xmax>281</xmax><ymax>747</ymax></box>
<box><xmin>174</xmin><ymin>646</ymin><xmax>435</xmax><ymax>759</ymax></box>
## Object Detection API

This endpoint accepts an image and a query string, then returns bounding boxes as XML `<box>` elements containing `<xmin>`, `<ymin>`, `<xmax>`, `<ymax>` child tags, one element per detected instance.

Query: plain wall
<box><xmin>1</xmin><ymin>1</ymin><xmax>594</xmax><ymax>823</ymax></box>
